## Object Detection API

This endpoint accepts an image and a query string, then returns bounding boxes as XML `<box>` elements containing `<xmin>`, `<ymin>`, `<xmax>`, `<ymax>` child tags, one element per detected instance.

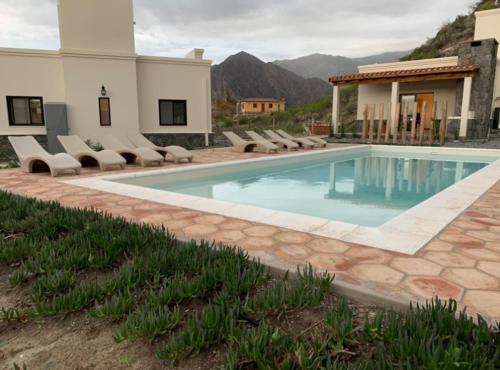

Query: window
<box><xmin>269</xmin><ymin>103</ymin><xmax>273</xmax><ymax>108</ymax></box>
<box><xmin>7</xmin><ymin>96</ymin><xmax>44</xmax><ymax>126</ymax></box>
<box><xmin>159</xmin><ymin>100</ymin><xmax>187</xmax><ymax>126</ymax></box>
<box><xmin>253</xmin><ymin>103</ymin><xmax>258</xmax><ymax>108</ymax></box>
<box><xmin>99</xmin><ymin>97</ymin><xmax>111</xmax><ymax>126</ymax></box>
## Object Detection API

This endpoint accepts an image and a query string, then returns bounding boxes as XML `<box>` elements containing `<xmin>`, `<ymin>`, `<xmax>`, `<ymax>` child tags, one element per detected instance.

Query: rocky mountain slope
<box><xmin>273</xmin><ymin>51</ymin><xmax>409</xmax><ymax>81</ymax></box>
<box><xmin>211</xmin><ymin>51</ymin><xmax>331</xmax><ymax>106</ymax></box>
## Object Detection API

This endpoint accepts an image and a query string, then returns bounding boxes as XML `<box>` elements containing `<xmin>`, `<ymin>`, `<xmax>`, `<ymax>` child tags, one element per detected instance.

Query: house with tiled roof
<box><xmin>238</xmin><ymin>98</ymin><xmax>286</xmax><ymax>114</ymax></box>
<box><xmin>329</xmin><ymin>8</ymin><xmax>500</xmax><ymax>141</ymax></box>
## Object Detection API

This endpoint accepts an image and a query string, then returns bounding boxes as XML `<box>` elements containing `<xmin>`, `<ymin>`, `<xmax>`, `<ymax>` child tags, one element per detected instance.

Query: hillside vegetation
<box><xmin>213</xmin><ymin>85</ymin><xmax>358</xmax><ymax>138</ymax></box>
<box><xmin>402</xmin><ymin>0</ymin><xmax>499</xmax><ymax>61</ymax></box>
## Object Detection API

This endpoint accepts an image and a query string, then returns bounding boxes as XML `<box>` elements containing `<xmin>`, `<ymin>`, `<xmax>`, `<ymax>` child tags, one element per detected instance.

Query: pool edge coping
<box><xmin>64</xmin><ymin>145</ymin><xmax>500</xmax><ymax>255</ymax></box>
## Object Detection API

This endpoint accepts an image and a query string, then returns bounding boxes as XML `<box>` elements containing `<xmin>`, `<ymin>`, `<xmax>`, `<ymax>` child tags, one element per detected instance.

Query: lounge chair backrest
<box><xmin>276</xmin><ymin>129</ymin><xmax>294</xmax><ymax>139</ymax></box>
<box><xmin>100</xmin><ymin>136</ymin><xmax>130</xmax><ymax>151</ymax></box>
<box><xmin>128</xmin><ymin>133</ymin><xmax>155</xmax><ymax>149</ymax></box>
<box><xmin>223</xmin><ymin>131</ymin><xmax>246</xmax><ymax>145</ymax></box>
<box><xmin>8</xmin><ymin>136</ymin><xmax>47</xmax><ymax>160</ymax></box>
<box><xmin>57</xmin><ymin>135</ymin><xmax>92</xmax><ymax>155</ymax></box>
<box><xmin>245</xmin><ymin>131</ymin><xmax>266</xmax><ymax>142</ymax></box>
<box><xmin>264</xmin><ymin>130</ymin><xmax>283</xmax><ymax>140</ymax></box>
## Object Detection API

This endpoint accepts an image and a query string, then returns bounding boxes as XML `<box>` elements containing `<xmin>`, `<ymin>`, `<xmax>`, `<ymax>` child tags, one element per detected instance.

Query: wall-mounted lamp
<box><xmin>101</xmin><ymin>85</ymin><xmax>107</xmax><ymax>97</ymax></box>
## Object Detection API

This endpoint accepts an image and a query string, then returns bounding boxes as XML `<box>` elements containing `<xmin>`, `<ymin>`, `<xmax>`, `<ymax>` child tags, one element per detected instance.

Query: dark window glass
<box><xmin>269</xmin><ymin>103</ymin><xmax>273</xmax><ymax>108</ymax></box>
<box><xmin>7</xmin><ymin>96</ymin><xmax>45</xmax><ymax>126</ymax></box>
<box><xmin>253</xmin><ymin>103</ymin><xmax>257</xmax><ymax>108</ymax></box>
<box><xmin>159</xmin><ymin>100</ymin><xmax>187</xmax><ymax>126</ymax></box>
<box><xmin>99</xmin><ymin>97</ymin><xmax>111</xmax><ymax>126</ymax></box>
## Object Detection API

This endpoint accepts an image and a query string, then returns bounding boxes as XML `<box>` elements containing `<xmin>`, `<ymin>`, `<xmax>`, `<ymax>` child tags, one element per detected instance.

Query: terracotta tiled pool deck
<box><xmin>1</xmin><ymin>145</ymin><xmax>500</xmax><ymax>322</ymax></box>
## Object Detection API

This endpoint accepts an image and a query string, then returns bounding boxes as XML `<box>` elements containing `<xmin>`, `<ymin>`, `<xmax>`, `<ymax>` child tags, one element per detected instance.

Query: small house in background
<box><xmin>238</xmin><ymin>98</ymin><xmax>285</xmax><ymax>114</ymax></box>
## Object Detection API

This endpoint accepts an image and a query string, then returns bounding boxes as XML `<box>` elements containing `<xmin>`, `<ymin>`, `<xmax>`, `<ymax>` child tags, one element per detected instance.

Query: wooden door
<box><xmin>416</xmin><ymin>93</ymin><xmax>434</xmax><ymax>130</ymax></box>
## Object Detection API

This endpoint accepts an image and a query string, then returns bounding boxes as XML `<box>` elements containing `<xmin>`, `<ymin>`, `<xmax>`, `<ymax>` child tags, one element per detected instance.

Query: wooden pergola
<box><xmin>328</xmin><ymin>65</ymin><xmax>480</xmax><ymax>86</ymax></box>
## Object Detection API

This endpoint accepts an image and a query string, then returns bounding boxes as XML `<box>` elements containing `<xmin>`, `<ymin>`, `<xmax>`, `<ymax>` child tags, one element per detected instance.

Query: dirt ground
<box><xmin>0</xmin><ymin>263</ymin><xmax>379</xmax><ymax>370</ymax></box>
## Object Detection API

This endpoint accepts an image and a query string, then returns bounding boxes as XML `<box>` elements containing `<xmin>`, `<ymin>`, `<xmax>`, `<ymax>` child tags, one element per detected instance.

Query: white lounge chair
<box><xmin>245</xmin><ymin>130</ymin><xmax>298</xmax><ymax>151</ymax></box>
<box><xmin>276</xmin><ymin>129</ymin><xmax>327</xmax><ymax>147</ymax></box>
<box><xmin>57</xmin><ymin>135</ymin><xmax>126</xmax><ymax>171</ymax></box>
<box><xmin>223</xmin><ymin>131</ymin><xmax>279</xmax><ymax>154</ymax></box>
<box><xmin>264</xmin><ymin>130</ymin><xmax>315</xmax><ymax>149</ymax></box>
<box><xmin>127</xmin><ymin>133</ymin><xmax>193</xmax><ymax>164</ymax></box>
<box><xmin>8</xmin><ymin>136</ymin><xmax>81</xmax><ymax>176</ymax></box>
<box><xmin>100</xmin><ymin>136</ymin><xmax>163</xmax><ymax>167</ymax></box>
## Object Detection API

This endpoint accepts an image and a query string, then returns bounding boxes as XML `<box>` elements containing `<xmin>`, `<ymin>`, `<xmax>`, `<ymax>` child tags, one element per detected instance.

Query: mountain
<box><xmin>273</xmin><ymin>50</ymin><xmax>410</xmax><ymax>81</ymax></box>
<box><xmin>211</xmin><ymin>52</ymin><xmax>331</xmax><ymax>107</ymax></box>
<box><xmin>402</xmin><ymin>0</ymin><xmax>499</xmax><ymax>60</ymax></box>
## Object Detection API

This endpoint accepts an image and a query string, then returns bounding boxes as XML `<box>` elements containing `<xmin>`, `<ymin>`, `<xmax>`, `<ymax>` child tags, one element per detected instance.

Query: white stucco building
<box><xmin>0</xmin><ymin>0</ymin><xmax>213</xmax><ymax>153</ymax></box>
<box><xmin>330</xmin><ymin>8</ymin><xmax>500</xmax><ymax>140</ymax></box>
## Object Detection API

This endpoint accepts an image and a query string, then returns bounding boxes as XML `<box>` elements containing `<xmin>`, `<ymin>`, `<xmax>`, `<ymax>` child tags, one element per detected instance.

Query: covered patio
<box><xmin>329</xmin><ymin>65</ymin><xmax>480</xmax><ymax>140</ymax></box>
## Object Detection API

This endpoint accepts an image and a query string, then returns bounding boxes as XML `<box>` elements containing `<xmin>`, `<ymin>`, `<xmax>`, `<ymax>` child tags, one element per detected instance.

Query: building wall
<box><xmin>57</xmin><ymin>0</ymin><xmax>135</xmax><ymax>54</ymax></box>
<box><xmin>357</xmin><ymin>80</ymin><xmax>458</xmax><ymax>120</ymax></box>
<box><xmin>136</xmin><ymin>56</ymin><xmax>212</xmax><ymax>135</ymax></box>
<box><xmin>241</xmin><ymin>101</ymin><xmax>285</xmax><ymax>113</ymax></box>
<box><xmin>0</xmin><ymin>48</ymin><xmax>65</xmax><ymax>136</ymax></box>
<box><xmin>61</xmin><ymin>54</ymin><xmax>140</xmax><ymax>141</ymax></box>
<box><xmin>475</xmin><ymin>8</ymin><xmax>500</xmax><ymax>114</ymax></box>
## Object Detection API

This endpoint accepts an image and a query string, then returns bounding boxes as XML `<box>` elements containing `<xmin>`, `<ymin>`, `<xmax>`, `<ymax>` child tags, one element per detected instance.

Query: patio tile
<box><xmin>183</xmin><ymin>224</ymin><xmax>219</xmax><ymax>237</ymax></box>
<box><xmin>219</xmin><ymin>220</ymin><xmax>252</xmax><ymax>230</ymax></box>
<box><xmin>172</xmin><ymin>210</ymin><xmax>203</xmax><ymax>220</ymax></box>
<box><xmin>473</xmin><ymin>217</ymin><xmax>500</xmax><ymax>226</ymax></box>
<box><xmin>306</xmin><ymin>238</ymin><xmax>350</xmax><ymax>254</ymax></box>
<box><xmin>243</xmin><ymin>225</ymin><xmax>280</xmax><ymax>237</ymax></box>
<box><xmin>209</xmin><ymin>230</ymin><xmax>246</xmax><ymax>244</ymax></box>
<box><xmin>345</xmin><ymin>246</ymin><xmax>392</xmax><ymax>264</ymax></box>
<box><xmin>405</xmin><ymin>277</ymin><xmax>463</xmax><ymax>300</ymax></box>
<box><xmin>193</xmin><ymin>215</ymin><xmax>226</xmax><ymax>225</ymax></box>
<box><xmin>307</xmin><ymin>253</ymin><xmax>353</xmax><ymax>272</ymax></box>
<box><xmin>466</xmin><ymin>230</ymin><xmax>500</xmax><ymax>242</ymax></box>
<box><xmin>484</xmin><ymin>242</ymin><xmax>500</xmax><ymax>252</ymax></box>
<box><xmin>274</xmin><ymin>244</ymin><xmax>313</xmax><ymax>260</ymax></box>
<box><xmin>274</xmin><ymin>231</ymin><xmax>312</xmax><ymax>244</ymax></box>
<box><xmin>424</xmin><ymin>240</ymin><xmax>455</xmax><ymax>251</ymax></box>
<box><xmin>239</xmin><ymin>236</ymin><xmax>276</xmax><ymax>250</ymax></box>
<box><xmin>462</xmin><ymin>291</ymin><xmax>500</xmax><ymax>319</ymax></box>
<box><xmin>453</xmin><ymin>220</ymin><xmax>487</xmax><ymax>231</ymax></box>
<box><xmin>438</xmin><ymin>233</ymin><xmax>483</xmax><ymax>248</ymax></box>
<box><xmin>163</xmin><ymin>219</ymin><xmax>194</xmax><ymax>231</ymax></box>
<box><xmin>348</xmin><ymin>264</ymin><xmax>404</xmax><ymax>285</ymax></box>
<box><xmin>457</xmin><ymin>248</ymin><xmax>500</xmax><ymax>261</ymax></box>
<box><xmin>390</xmin><ymin>257</ymin><xmax>442</xmax><ymax>276</ymax></box>
<box><xmin>441</xmin><ymin>268</ymin><xmax>499</xmax><ymax>289</ymax></box>
<box><xmin>477</xmin><ymin>261</ymin><xmax>500</xmax><ymax>279</ymax></box>
<box><xmin>423</xmin><ymin>251</ymin><xmax>476</xmax><ymax>267</ymax></box>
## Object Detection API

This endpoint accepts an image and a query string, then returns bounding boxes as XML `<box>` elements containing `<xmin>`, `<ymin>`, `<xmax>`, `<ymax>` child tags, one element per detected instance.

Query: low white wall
<box><xmin>0</xmin><ymin>49</ymin><xmax>65</xmax><ymax>136</ymax></box>
<box><xmin>136</xmin><ymin>57</ymin><xmax>212</xmax><ymax>134</ymax></box>
<box><xmin>357</xmin><ymin>80</ymin><xmax>459</xmax><ymax>120</ymax></box>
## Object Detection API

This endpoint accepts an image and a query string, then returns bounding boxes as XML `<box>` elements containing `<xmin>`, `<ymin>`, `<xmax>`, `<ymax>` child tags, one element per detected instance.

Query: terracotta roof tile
<box><xmin>329</xmin><ymin>65</ymin><xmax>480</xmax><ymax>84</ymax></box>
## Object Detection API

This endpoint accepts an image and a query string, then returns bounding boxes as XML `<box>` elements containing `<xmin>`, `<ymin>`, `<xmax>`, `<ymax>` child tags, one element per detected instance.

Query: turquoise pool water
<box><xmin>117</xmin><ymin>154</ymin><xmax>490</xmax><ymax>227</ymax></box>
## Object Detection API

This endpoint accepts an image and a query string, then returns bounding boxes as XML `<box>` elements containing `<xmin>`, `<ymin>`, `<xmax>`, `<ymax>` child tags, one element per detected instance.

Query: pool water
<box><xmin>117</xmin><ymin>154</ymin><xmax>489</xmax><ymax>227</ymax></box>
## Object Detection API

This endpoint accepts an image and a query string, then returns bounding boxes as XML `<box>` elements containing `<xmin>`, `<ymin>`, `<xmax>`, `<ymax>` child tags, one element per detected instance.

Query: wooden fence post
<box><xmin>401</xmin><ymin>102</ymin><xmax>408</xmax><ymax>145</ymax></box>
<box><xmin>377</xmin><ymin>103</ymin><xmax>384</xmax><ymax>144</ymax></box>
<box><xmin>429</xmin><ymin>101</ymin><xmax>437</xmax><ymax>145</ymax></box>
<box><xmin>410</xmin><ymin>101</ymin><xmax>417</xmax><ymax>145</ymax></box>
<box><xmin>392</xmin><ymin>103</ymin><xmax>400</xmax><ymax>145</ymax></box>
<box><xmin>418</xmin><ymin>101</ymin><xmax>426</xmax><ymax>146</ymax></box>
<box><xmin>362</xmin><ymin>105</ymin><xmax>368</xmax><ymax>143</ymax></box>
<box><xmin>384</xmin><ymin>103</ymin><xmax>391</xmax><ymax>144</ymax></box>
<box><xmin>368</xmin><ymin>104</ymin><xmax>375</xmax><ymax>143</ymax></box>
<box><xmin>440</xmin><ymin>101</ymin><xmax>448</xmax><ymax>146</ymax></box>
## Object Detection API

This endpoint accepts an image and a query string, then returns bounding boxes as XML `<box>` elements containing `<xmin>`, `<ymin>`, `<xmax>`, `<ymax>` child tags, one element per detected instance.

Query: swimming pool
<box><xmin>67</xmin><ymin>145</ymin><xmax>500</xmax><ymax>254</ymax></box>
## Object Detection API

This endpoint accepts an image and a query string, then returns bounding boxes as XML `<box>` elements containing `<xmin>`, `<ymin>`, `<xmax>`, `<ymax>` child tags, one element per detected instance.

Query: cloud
<box><xmin>0</xmin><ymin>0</ymin><xmax>476</xmax><ymax>62</ymax></box>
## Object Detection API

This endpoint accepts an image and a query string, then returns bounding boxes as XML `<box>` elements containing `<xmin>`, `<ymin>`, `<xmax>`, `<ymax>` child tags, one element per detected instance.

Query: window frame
<box><xmin>98</xmin><ymin>97</ymin><xmax>111</xmax><ymax>127</ymax></box>
<box><xmin>158</xmin><ymin>99</ymin><xmax>188</xmax><ymax>126</ymax></box>
<box><xmin>6</xmin><ymin>96</ymin><xmax>45</xmax><ymax>126</ymax></box>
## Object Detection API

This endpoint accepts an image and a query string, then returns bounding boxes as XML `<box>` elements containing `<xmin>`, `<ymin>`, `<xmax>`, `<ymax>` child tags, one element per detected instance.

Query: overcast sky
<box><xmin>0</xmin><ymin>0</ymin><xmax>475</xmax><ymax>63</ymax></box>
